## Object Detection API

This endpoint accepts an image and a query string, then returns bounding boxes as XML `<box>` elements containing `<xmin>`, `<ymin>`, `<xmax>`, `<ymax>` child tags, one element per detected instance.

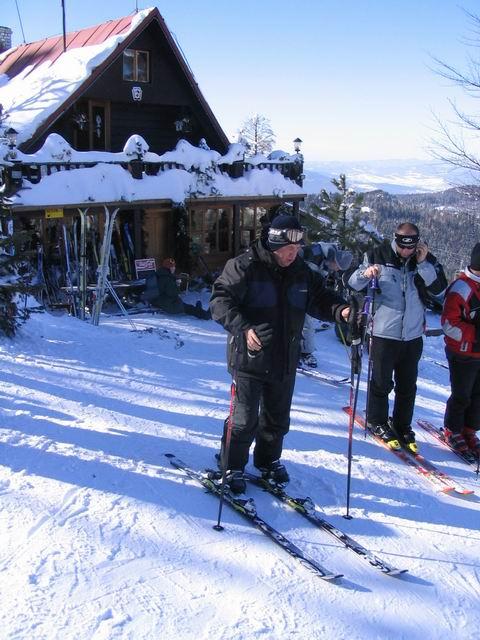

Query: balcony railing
<box><xmin>0</xmin><ymin>134</ymin><xmax>304</xmax><ymax>199</ymax></box>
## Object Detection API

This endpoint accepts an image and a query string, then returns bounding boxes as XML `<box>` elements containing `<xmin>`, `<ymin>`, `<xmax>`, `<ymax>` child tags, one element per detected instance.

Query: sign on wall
<box><xmin>45</xmin><ymin>208</ymin><xmax>64</xmax><ymax>219</ymax></box>
<box><xmin>132</xmin><ymin>86</ymin><xmax>143</xmax><ymax>101</ymax></box>
<box><xmin>135</xmin><ymin>258</ymin><xmax>156</xmax><ymax>278</ymax></box>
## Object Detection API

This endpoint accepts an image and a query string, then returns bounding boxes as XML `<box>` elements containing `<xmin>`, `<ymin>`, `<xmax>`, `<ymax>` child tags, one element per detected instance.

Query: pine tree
<box><xmin>308</xmin><ymin>174</ymin><xmax>379</xmax><ymax>260</ymax></box>
<box><xmin>0</xmin><ymin>141</ymin><xmax>36</xmax><ymax>336</ymax></box>
<box><xmin>237</xmin><ymin>114</ymin><xmax>276</xmax><ymax>156</ymax></box>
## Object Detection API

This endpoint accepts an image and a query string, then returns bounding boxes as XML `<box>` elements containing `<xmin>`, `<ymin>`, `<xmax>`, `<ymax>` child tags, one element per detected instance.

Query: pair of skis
<box><xmin>343</xmin><ymin>407</ymin><xmax>474</xmax><ymax>496</ymax></box>
<box><xmin>417</xmin><ymin>419</ymin><xmax>479</xmax><ymax>469</ymax></box>
<box><xmin>166</xmin><ymin>454</ymin><xmax>407</xmax><ymax>583</ymax></box>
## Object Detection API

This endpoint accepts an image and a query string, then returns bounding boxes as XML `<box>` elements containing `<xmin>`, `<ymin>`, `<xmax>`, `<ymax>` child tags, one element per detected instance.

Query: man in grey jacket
<box><xmin>348</xmin><ymin>222</ymin><xmax>446</xmax><ymax>453</ymax></box>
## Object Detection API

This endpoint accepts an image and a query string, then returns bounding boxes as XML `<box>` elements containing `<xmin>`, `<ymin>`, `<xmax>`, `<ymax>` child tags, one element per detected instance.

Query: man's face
<box><xmin>273</xmin><ymin>243</ymin><xmax>301</xmax><ymax>267</ymax></box>
<box><xmin>395</xmin><ymin>231</ymin><xmax>418</xmax><ymax>258</ymax></box>
<box><xmin>396</xmin><ymin>244</ymin><xmax>417</xmax><ymax>259</ymax></box>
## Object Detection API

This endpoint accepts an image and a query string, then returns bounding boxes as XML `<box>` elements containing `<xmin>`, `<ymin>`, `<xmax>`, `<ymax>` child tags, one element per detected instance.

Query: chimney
<box><xmin>0</xmin><ymin>27</ymin><xmax>12</xmax><ymax>53</ymax></box>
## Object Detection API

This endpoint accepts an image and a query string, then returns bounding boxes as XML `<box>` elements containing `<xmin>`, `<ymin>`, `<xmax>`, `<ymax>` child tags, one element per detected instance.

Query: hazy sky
<box><xmin>3</xmin><ymin>0</ymin><xmax>480</xmax><ymax>161</ymax></box>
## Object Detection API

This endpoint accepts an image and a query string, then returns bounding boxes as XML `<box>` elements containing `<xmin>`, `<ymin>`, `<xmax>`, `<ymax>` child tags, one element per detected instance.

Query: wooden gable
<box><xmin>0</xmin><ymin>8</ymin><xmax>228</xmax><ymax>155</ymax></box>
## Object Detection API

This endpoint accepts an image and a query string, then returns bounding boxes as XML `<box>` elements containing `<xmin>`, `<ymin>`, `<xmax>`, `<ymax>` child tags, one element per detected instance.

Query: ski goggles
<box><xmin>395</xmin><ymin>233</ymin><xmax>419</xmax><ymax>249</ymax></box>
<box><xmin>268</xmin><ymin>227</ymin><xmax>305</xmax><ymax>244</ymax></box>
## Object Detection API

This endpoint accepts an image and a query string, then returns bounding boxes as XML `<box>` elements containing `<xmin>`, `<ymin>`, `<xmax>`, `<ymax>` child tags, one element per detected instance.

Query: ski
<box><xmin>424</xmin><ymin>328</ymin><xmax>443</xmax><ymax>337</ymax></box>
<box><xmin>244</xmin><ymin>473</ymin><xmax>407</xmax><ymax>576</ymax></box>
<box><xmin>422</xmin><ymin>355</ymin><xmax>448</xmax><ymax>370</ymax></box>
<box><xmin>297</xmin><ymin>367</ymin><xmax>349</xmax><ymax>385</ymax></box>
<box><xmin>165</xmin><ymin>454</ymin><xmax>342</xmax><ymax>581</ymax></box>
<box><xmin>342</xmin><ymin>406</ymin><xmax>474</xmax><ymax>496</ymax></box>
<box><xmin>417</xmin><ymin>419</ymin><xmax>479</xmax><ymax>468</ymax></box>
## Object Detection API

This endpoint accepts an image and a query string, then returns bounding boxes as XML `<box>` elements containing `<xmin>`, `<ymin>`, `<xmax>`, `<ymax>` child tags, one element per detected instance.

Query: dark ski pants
<box><xmin>444</xmin><ymin>351</ymin><xmax>480</xmax><ymax>433</ymax></box>
<box><xmin>367</xmin><ymin>336</ymin><xmax>423</xmax><ymax>432</ymax></box>
<box><xmin>221</xmin><ymin>374</ymin><xmax>297</xmax><ymax>471</ymax></box>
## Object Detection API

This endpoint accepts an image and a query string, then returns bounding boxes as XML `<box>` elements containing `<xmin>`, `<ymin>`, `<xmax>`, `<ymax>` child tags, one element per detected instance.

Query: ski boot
<box><xmin>300</xmin><ymin>353</ymin><xmax>318</xmax><ymax>368</ymax></box>
<box><xmin>398</xmin><ymin>426</ymin><xmax>419</xmax><ymax>455</ymax></box>
<box><xmin>224</xmin><ymin>470</ymin><xmax>246</xmax><ymax>495</ymax></box>
<box><xmin>256</xmin><ymin>460</ymin><xmax>290</xmax><ymax>485</ymax></box>
<box><xmin>444</xmin><ymin>429</ymin><xmax>469</xmax><ymax>454</ymax></box>
<box><xmin>462</xmin><ymin>427</ymin><xmax>480</xmax><ymax>457</ymax></box>
<box><xmin>368</xmin><ymin>423</ymin><xmax>402</xmax><ymax>450</ymax></box>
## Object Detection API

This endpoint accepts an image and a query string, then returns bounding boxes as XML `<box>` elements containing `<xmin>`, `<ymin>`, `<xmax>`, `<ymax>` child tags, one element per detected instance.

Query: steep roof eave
<box><xmin>20</xmin><ymin>7</ymin><xmax>229</xmax><ymax>151</ymax></box>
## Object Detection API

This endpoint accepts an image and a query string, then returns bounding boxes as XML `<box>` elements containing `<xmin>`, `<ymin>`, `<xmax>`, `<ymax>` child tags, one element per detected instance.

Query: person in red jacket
<box><xmin>442</xmin><ymin>242</ymin><xmax>480</xmax><ymax>456</ymax></box>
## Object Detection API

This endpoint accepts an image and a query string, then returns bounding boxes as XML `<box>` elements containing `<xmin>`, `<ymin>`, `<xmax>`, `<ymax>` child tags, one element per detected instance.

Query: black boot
<box><xmin>397</xmin><ymin>426</ymin><xmax>418</xmax><ymax>454</ymax></box>
<box><xmin>368</xmin><ymin>422</ymin><xmax>401</xmax><ymax>450</ymax></box>
<box><xmin>225</xmin><ymin>470</ymin><xmax>246</xmax><ymax>495</ymax></box>
<box><xmin>255</xmin><ymin>460</ymin><xmax>290</xmax><ymax>485</ymax></box>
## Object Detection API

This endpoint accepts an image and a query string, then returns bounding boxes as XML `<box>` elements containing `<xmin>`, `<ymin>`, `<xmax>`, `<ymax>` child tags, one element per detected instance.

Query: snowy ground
<box><xmin>0</xmin><ymin>297</ymin><xmax>479</xmax><ymax>640</ymax></box>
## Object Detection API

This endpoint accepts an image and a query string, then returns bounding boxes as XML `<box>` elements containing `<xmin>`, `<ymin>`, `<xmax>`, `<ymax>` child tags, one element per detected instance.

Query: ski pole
<box><xmin>213</xmin><ymin>375</ymin><xmax>237</xmax><ymax>531</ymax></box>
<box><xmin>363</xmin><ymin>277</ymin><xmax>379</xmax><ymax>437</ymax></box>
<box><xmin>344</xmin><ymin>295</ymin><xmax>363</xmax><ymax>519</ymax></box>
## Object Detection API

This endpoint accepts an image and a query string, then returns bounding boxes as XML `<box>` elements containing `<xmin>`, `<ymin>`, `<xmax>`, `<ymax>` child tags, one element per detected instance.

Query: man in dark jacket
<box><xmin>348</xmin><ymin>222</ymin><xmax>447</xmax><ymax>453</ymax></box>
<box><xmin>210</xmin><ymin>214</ymin><xmax>352</xmax><ymax>494</ymax></box>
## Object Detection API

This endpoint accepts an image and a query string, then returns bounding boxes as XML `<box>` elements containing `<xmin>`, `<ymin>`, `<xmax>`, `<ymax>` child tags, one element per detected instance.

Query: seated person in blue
<box><xmin>144</xmin><ymin>258</ymin><xmax>210</xmax><ymax>319</ymax></box>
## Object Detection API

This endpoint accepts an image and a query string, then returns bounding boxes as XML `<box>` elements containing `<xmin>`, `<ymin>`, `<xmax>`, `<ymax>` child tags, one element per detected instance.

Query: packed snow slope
<box><xmin>0</xmin><ymin>299</ymin><xmax>479</xmax><ymax>640</ymax></box>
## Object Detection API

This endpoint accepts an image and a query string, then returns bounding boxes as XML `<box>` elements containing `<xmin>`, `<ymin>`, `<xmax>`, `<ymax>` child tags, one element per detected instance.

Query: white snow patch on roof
<box><xmin>10</xmin><ymin>162</ymin><xmax>303</xmax><ymax>208</ymax></box>
<box><xmin>0</xmin><ymin>8</ymin><xmax>154</xmax><ymax>145</ymax></box>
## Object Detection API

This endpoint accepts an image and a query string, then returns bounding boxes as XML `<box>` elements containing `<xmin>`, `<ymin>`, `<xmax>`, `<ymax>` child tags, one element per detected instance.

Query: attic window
<box><xmin>123</xmin><ymin>49</ymin><xmax>150</xmax><ymax>82</ymax></box>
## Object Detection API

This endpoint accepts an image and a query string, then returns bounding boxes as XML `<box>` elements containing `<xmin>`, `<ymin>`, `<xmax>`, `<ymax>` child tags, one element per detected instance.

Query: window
<box><xmin>190</xmin><ymin>209</ymin><xmax>232</xmax><ymax>255</ymax></box>
<box><xmin>239</xmin><ymin>206</ymin><xmax>267</xmax><ymax>249</ymax></box>
<box><xmin>123</xmin><ymin>49</ymin><xmax>150</xmax><ymax>82</ymax></box>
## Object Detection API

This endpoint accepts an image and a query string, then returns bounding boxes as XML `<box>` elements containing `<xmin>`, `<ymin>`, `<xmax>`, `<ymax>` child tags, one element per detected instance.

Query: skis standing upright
<box><xmin>62</xmin><ymin>224</ymin><xmax>77</xmax><ymax>317</ymax></box>
<box><xmin>91</xmin><ymin>206</ymin><xmax>120</xmax><ymax>325</ymax></box>
<box><xmin>77</xmin><ymin>208</ymin><xmax>89</xmax><ymax>321</ymax></box>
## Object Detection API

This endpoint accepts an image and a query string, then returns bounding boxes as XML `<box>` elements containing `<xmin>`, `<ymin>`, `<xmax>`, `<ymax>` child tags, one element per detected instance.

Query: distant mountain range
<box><xmin>303</xmin><ymin>159</ymin><xmax>476</xmax><ymax>195</ymax></box>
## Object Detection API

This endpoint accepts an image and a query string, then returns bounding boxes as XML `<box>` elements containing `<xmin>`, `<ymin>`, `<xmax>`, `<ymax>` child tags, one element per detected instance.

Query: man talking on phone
<box><xmin>348</xmin><ymin>222</ymin><xmax>447</xmax><ymax>453</ymax></box>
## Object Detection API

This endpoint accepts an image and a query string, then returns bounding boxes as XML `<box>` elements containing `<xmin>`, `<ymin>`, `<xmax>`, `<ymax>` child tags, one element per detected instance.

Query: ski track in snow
<box><xmin>0</xmin><ymin>308</ymin><xmax>479</xmax><ymax>639</ymax></box>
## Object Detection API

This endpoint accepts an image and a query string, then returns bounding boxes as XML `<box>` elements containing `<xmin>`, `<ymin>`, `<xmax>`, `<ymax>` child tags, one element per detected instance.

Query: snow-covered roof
<box><xmin>0</xmin><ymin>11</ymin><xmax>152</xmax><ymax>147</ymax></box>
<box><xmin>0</xmin><ymin>7</ymin><xmax>228</xmax><ymax>150</ymax></box>
<box><xmin>5</xmin><ymin>135</ymin><xmax>305</xmax><ymax>209</ymax></box>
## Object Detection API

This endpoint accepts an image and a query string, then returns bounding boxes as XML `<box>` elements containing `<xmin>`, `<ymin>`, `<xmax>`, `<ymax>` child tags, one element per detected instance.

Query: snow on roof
<box><xmin>9</xmin><ymin>162</ymin><xmax>304</xmax><ymax>209</ymax></box>
<box><xmin>158</xmin><ymin>139</ymin><xmax>222</xmax><ymax>171</ymax></box>
<box><xmin>5</xmin><ymin>134</ymin><xmax>304</xmax><ymax>209</ymax></box>
<box><xmin>0</xmin><ymin>9</ymin><xmax>154</xmax><ymax>146</ymax></box>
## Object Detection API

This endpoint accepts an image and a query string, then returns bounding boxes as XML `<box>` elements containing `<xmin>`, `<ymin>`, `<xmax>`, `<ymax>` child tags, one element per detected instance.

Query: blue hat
<box><xmin>267</xmin><ymin>215</ymin><xmax>305</xmax><ymax>251</ymax></box>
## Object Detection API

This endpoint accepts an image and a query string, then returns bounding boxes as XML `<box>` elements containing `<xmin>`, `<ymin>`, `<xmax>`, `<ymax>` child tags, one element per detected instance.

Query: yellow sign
<box><xmin>45</xmin><ymin>208</ymin><xmax>64</xmax><ymax>219</ymax></box>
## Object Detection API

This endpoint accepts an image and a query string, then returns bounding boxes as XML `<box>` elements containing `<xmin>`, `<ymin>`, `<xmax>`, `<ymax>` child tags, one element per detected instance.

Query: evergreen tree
<box><xmin>0</xmin><ymin>174</ymin><xmax>35</xmax><ymax>337</ymax></box>
<box><xmin>237</xmin><ymin>114</ymin><xmax>275</xmax><ymax>156</ymax></box>
<box><xmin>307</xmin><ymin>174</ymin><xmax>379</xmax><ymax>260</ymax></box>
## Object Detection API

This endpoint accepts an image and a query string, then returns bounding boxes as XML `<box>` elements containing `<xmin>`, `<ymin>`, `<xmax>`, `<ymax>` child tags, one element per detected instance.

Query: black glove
<box><xmin>253</xmin><ymin>323</ymin><xmax>274</xmax><ymax>348</ymax></box>
<box><xmin>347</xmin><ymin>296</ymin><xmax>362</xmax><ymax>343</ymax></box>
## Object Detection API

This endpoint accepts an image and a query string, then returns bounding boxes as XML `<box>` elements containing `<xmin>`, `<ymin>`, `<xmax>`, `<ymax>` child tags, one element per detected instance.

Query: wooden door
<box><xmin>143</xmin><ymin>209</ymin><xmax>173</xmax><ymax>267</ymax></box>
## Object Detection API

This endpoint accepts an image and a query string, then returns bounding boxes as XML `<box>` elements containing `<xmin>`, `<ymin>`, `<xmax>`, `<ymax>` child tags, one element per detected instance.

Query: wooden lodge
<box><xmin>0</xmin><ymin>8</ymin><xmax>305</xmax><ymax>306</ymax></box>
